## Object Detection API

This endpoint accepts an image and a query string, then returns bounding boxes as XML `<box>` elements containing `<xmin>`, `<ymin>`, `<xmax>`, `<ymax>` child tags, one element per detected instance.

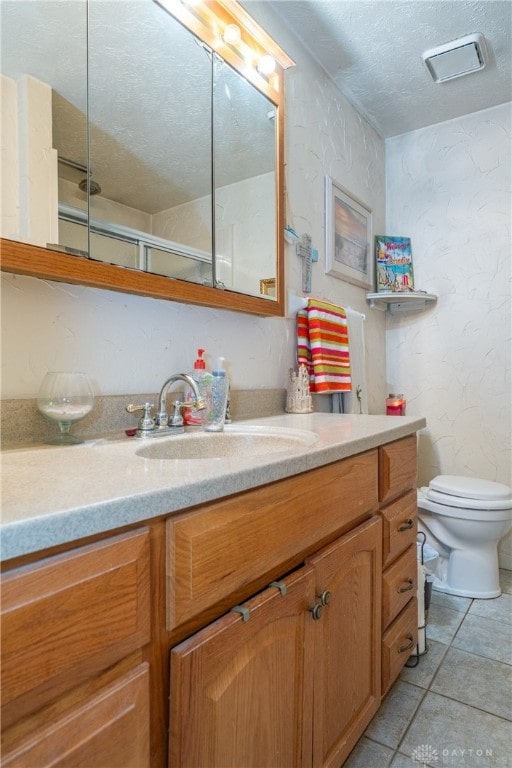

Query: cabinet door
<box><xmin>307</xmin><ymin>516</ymin><xmax>382</xmax><ymax>768</ymax></box>
<box><xmin>169</xmin><ymin>566</ymin><xmax>316</xmax><ymax>768</ymax></box>
<box><xmin>2</xmin><ymin>663</ymin><xmax>150</xmax><ymax>768</ymax></box>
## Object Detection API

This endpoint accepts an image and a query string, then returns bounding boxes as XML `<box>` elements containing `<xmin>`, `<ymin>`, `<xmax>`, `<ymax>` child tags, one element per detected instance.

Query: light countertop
<box><xmin>1</xmin><ymin>413</ymin><xmax>426</xmax><ymax>562</ymax></box>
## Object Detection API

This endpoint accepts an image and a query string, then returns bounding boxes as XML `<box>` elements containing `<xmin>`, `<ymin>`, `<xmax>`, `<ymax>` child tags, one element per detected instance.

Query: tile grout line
<box><xmin>391</xmin><ymin>587</ymin><xmax>512</xmax><ymax>764</ymax></box>
<box><xmin>347</xmin><ymin>574</ymin><xmax>512</xmax><ymax>766</ymax></box>
<box><xmin>390</xmin><ymin>595</ymin><xmax>475</xmax><ymax>761</ymax></box>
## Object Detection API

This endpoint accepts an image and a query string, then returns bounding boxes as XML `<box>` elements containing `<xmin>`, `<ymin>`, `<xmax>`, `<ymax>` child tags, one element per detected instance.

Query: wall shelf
<box><xmin>366</xmin><ymin>291</ymin><xmax>437</xmax><ymax>313</ymax></box>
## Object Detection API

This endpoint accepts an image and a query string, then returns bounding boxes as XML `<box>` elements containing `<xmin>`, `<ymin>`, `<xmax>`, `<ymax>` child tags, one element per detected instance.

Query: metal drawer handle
<box><xmin>309</xmin><ymin>603</ymin><xmax>323</xmax><ymax>621</ymax></box>
<box><xmin>397</xmin><ymin>578</ymin><xmax>414</xmax><ymax>593</ymax></box>
<box><xmin>398</xmin><ymin>633</ymin><xmax>415</xmax><ymax>653</ymax></box>
<box><xmin>231</xmin><ymin>605</ymin><xmax>250</xmax><ymax>622</ymax></box>
<box><xmin>397</xmin><ymin>519</ymin><xmax>414</xmax><ymax>532</ymax></box>
<box><xmin>269</xmin><ymin>580</ymin><xmax>287</xmax><ymax>596</ymax></box>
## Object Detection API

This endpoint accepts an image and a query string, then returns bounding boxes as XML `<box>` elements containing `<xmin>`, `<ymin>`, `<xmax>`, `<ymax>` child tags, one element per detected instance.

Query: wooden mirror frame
<box><xmin>0</xmin><ymin>0</ymin><xmax>294</xmax><ymax>317</ymax></box>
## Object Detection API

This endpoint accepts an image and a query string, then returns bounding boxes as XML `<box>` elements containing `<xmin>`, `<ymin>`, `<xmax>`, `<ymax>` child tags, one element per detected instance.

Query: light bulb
<box><xmin>223</xmin><ymin>23</ymin><xmax>241</xmax><ymax>46</ymax></box>
<box><xmin>258</xmin><ymin>54</ymin><xmax>276</xmax><ymax>76</ymax></box>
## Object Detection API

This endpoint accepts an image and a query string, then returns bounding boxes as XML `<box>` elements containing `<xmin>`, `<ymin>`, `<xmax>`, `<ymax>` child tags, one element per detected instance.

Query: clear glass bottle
<box><xmin>203</xmin><ymin>357</ymin><xmax>229</xmax><ymax>432</ymax></box>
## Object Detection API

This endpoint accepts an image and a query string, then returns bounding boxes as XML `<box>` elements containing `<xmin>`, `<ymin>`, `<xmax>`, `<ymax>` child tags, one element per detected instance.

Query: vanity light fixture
<box><xmin>257</xmin><ymin>54</ymin><xmax>276</xmax><ymax>76</ymax></box>
<box><xmin>422</xmin><ymin>33</ymin><xmax>487</xmax><ymax>83</ymax></box>
<box><xmin>160</xmin><ymin>0</ymin><xmax>293</xmax><ymax>92</ymax></box>
<box><xmin>223</xmin><ymin>22</ymin><xmax>241</xmax><ymax>45</ymax></box>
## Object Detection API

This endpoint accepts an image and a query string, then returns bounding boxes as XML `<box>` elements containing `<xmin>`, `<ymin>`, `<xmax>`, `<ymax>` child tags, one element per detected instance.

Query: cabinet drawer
<box><xmin>2</xmin><ymin>663</ymin><xmax>150</xmax><ymax>768</ymax></box>
<box><xmin>381</xmin><ymin>598</ymin><xmax>418</xmax><ymax>696</ymax></box>
<box><xmin>166</xmin><ymin>451</ymin><xmax>378</xmax><ymax>630</ymax></box>
<box><xmin>1</xmin><ymin>529</ymin><xmax>150</xmax><ymax>716</ymax></box>
<box><xmin>381</xmin><ymin>490</ymin><xmax>417</xmax><ymax>569</ymax></box>
<box><xmin>382</xmin><ymin>544</ymin><xmax>417</xmax><ymax>629</ymax></box>
<box><xmin>379</xmin><ymin>435</ymin><xmax>417</xmax><ymax>504</ymax></box>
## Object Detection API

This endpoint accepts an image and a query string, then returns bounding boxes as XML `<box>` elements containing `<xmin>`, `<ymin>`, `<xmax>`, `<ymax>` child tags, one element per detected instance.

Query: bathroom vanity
<box><xmin>0</xmin><ymin>414</ymin><xmax>424</xmax><ymax>767</ymax></box>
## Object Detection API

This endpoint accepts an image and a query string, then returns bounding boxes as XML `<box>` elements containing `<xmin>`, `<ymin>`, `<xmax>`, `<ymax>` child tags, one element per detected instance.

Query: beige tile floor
<box><xmin>345</xmin><ymin>570</ymin><xmax>512</xmax><ymax>768</ymax></box>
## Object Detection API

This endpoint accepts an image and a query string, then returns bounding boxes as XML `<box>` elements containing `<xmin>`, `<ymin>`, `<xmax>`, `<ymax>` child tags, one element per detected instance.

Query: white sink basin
<box><xmin>134</xmin><ymin>425</ymin><xmax>318</xmax><ymax>460</ymax></box>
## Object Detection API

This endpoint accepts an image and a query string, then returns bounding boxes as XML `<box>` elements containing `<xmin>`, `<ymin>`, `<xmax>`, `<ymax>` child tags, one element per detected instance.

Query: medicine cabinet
<box><xmin>0</xmin><ymin>0</ymin><xmax>294</xmax><ymax>316</ymax></box>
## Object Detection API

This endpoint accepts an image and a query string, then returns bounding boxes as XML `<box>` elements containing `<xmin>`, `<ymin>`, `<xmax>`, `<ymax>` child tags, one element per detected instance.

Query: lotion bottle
<box><xmin>203</xmin><ymin>357</ymin><xmax>229</xmax><ymax>432</ymax></box>
<box><xmin>184</xmin><ymin>349</ymin><xmax>212</xmax><ymax>425</ymax></box>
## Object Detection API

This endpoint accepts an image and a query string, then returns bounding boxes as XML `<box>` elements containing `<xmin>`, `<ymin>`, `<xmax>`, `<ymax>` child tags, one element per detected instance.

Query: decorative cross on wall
<box><xmin>296</xmin><ymin>233</ymin><xmax>312</xmax><ymax>293</ymax></box>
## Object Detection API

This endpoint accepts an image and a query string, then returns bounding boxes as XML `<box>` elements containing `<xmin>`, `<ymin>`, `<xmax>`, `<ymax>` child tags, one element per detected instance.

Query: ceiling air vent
<box><xmin>422</xmin><ymin>33</ymin><xmax>487</xmax><ymax>83</ymax></box>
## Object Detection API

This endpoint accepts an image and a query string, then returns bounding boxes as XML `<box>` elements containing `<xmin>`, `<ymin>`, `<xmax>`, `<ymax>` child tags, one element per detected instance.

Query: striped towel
<box><xmin>297</xmin><ymin>299</ymin><xmax>351</xmax><ymax>393</ymax></box>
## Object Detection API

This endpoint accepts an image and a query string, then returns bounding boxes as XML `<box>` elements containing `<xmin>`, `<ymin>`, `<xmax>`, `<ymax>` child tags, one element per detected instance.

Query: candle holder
<box><xmin>286</xmin><ymin>364</ymin><xmax>313</xmax><ymax>413</ymax></box>
<box><xmin>37</xmin><ymin>372</ymin><xmax>94</xmax><ymax>444</ymax></box>
<box><xmin>386</xmin><ymin>393</ymin><xmax>406</xmax><ymax>416</ymax></box>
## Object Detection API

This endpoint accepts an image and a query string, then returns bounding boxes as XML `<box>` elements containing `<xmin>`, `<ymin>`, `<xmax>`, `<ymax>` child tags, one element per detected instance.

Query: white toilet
<box><xmin>417</xmin><ymin>475</ymin><xmax>512</xmax><ymax>599</ymax></box>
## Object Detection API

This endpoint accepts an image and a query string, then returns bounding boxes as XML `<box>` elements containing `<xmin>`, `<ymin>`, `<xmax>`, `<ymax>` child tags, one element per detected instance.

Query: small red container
<box><xmin>386</xmin><ymin>393</ymin><xmax>406</xmax><ymax>416</ymax></box>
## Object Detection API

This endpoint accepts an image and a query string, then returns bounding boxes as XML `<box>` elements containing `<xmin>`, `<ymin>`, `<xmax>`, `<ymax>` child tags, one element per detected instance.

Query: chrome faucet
<box><xmin>126</xmin><ymin>373</ymin><xmax>206</xmax><ymax>438</ymax></box>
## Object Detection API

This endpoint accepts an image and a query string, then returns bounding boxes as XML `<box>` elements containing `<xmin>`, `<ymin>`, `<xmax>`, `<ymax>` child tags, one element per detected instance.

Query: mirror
<box><xmin>1</xmin><ymin>0</ymin><xmax>293</xmax><ymax>315</ymax></box>
<box><xmin>86</xmin><ymin>0</ymin><xmax>214</xmax><ymax>284</ymax></box>
<box><xmin>213</xmin><ymin>56</ymin><xmax>277</xmax><ymax>297</ymax></box>
<box><xmin>1</xmin><ymin>0</ymin><xmax>87</xmax><ymax>248</ymax></box>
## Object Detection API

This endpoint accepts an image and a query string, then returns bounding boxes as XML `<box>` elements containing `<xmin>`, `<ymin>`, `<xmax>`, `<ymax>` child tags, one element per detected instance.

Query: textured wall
<box><xmin>386</xmin><ymin>103</ymin><xmax>511</xmax><ymax>567</ymax></box>
<box><xmin>1</xmin><ymin>3</ymin><xmax>386</xmax><ymax>411</ymax></box>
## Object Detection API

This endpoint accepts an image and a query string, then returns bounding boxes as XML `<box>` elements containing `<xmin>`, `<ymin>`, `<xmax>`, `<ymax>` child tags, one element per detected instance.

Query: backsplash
<box><xmin>0</xmin><ymin>389</ymin><xmax>288</xmax><ymax>448</ymax></box>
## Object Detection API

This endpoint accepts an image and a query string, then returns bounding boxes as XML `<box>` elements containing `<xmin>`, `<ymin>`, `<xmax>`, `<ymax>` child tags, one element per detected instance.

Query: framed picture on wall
<box><xmin>324</xmin><ymin>176</ymin><xmax>373</xmax><ymax>289</ymax></box>
<box><xmin>374</xmin><ymin>235</ymin><xmax>414</xmax><ymax>292</ymax></box>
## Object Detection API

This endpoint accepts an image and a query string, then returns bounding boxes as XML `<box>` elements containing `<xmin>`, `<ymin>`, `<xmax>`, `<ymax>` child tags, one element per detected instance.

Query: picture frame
<box><xmin>374</xmin><ymin>235</ymin><xmax>414</xmax><ymax>292</ymax></box>
<box><xmin>259</xmin><ymin>277</ymin><xmax>276</xmax><ymax>297</ymax></box>
<box><xmin>324</xmin><ymin>176</ymin><xmax>373</xmax><ymax>289</ymax></box>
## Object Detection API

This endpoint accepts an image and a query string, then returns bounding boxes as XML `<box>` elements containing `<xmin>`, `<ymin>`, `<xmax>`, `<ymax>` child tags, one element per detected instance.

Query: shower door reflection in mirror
<box><xmin>0</xmin><ymin>0</ymin><xmax>87</xmax><ymax>252</ymax></box>
<box><xmin>213</xmin><ymin>57</ymin><xmax>277</xmax><ymax>299</ymax></box>
<box><xmin>86</xmin><ymin>0</ymin><xmax>213</xmax><ymax>286</ymax></box>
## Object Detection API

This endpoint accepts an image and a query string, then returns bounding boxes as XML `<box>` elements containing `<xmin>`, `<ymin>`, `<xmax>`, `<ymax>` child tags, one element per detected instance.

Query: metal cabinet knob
<box><xmin>318</xmin><ymin>590</ymin><xmax>331</xmax><ymax>606</ymax></box>
<box><xmin>397</xmin><ymin>519</ymin><xmax>414</xmax><ymax>532</ymax></box>
<box><xmin>398</xmin><ymin>633</ymin><xmax>415</xmax><ymax>653</ymax></box>
<box><xmin>309</xmin><ymin>603</ymin><xmax>323</xmax><ymax>621</ymax></box>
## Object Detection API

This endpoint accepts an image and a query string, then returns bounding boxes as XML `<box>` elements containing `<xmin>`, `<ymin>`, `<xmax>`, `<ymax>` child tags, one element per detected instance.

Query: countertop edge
<box><xmin>1</xmin><ymin>414</ymin><xmax>426</xmax><ymax>562</ymax></box>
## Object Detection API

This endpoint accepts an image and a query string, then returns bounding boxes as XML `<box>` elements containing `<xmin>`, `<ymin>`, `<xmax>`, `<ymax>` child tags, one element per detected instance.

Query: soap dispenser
<box><xmin>203</xmin><ymin>357</ymin><xmax>229</xmax><ymax>432</ymax></box>
<box><xmin>184</xmin><ymin>349</ymin><xmax>212</xmax><ymax>425</ymax></box>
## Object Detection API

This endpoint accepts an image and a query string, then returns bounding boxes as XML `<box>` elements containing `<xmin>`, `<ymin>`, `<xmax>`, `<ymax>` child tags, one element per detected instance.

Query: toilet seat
<box><xmin>426</xmin><ymin>475</ymin><xmax>512</xmax><ymax>511</ymax></box>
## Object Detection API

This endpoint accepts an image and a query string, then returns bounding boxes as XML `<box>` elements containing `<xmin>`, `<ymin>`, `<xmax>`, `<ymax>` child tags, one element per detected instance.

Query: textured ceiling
<box><xmin>2</xmin><ymin>0</ymin><xmax>510</xmax><ymax>213</ymax></box>
<box><xmin>265</xmin><ymin>0</ymin><xmax>512</xmax><ymax>137</ymax></box>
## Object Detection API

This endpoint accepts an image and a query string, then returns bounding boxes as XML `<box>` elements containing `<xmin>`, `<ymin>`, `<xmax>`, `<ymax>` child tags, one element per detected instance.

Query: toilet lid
<box><xmin>427</xmin><ymin>475</ymin><xmax>512</xmax><ymax>508</ymax></box>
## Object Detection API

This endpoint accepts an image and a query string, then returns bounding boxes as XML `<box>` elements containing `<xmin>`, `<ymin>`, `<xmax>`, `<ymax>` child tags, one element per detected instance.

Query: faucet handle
<box><xmin>181</xmin><ymin>396</ymin><xmax>206</xmax><ymax>411</ymax></box>
<box><xmin>126</xmin><ymin>402</ymin><xmax>155</xmax><ymax>432</ymax></box>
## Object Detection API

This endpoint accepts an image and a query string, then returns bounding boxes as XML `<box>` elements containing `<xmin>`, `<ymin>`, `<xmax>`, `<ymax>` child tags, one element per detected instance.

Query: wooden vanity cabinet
<box><xmin>378</xmin><ymin>436</ymin><xmax>419</xmax><ymax>695</ymax></box>
<box><xmin>169</xmin><ymin>516</ymin><xmax>382</xmax><ymax>768</ymax></box>
<box><xmin>1</xmin><ymin>433</ymin><xmax>421</xmax><ymax>768</ymax></box>
<box><xmin>0</xmin><ymin>529</ymin><xmax>151</xmax><ymax>767</ymax></box>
